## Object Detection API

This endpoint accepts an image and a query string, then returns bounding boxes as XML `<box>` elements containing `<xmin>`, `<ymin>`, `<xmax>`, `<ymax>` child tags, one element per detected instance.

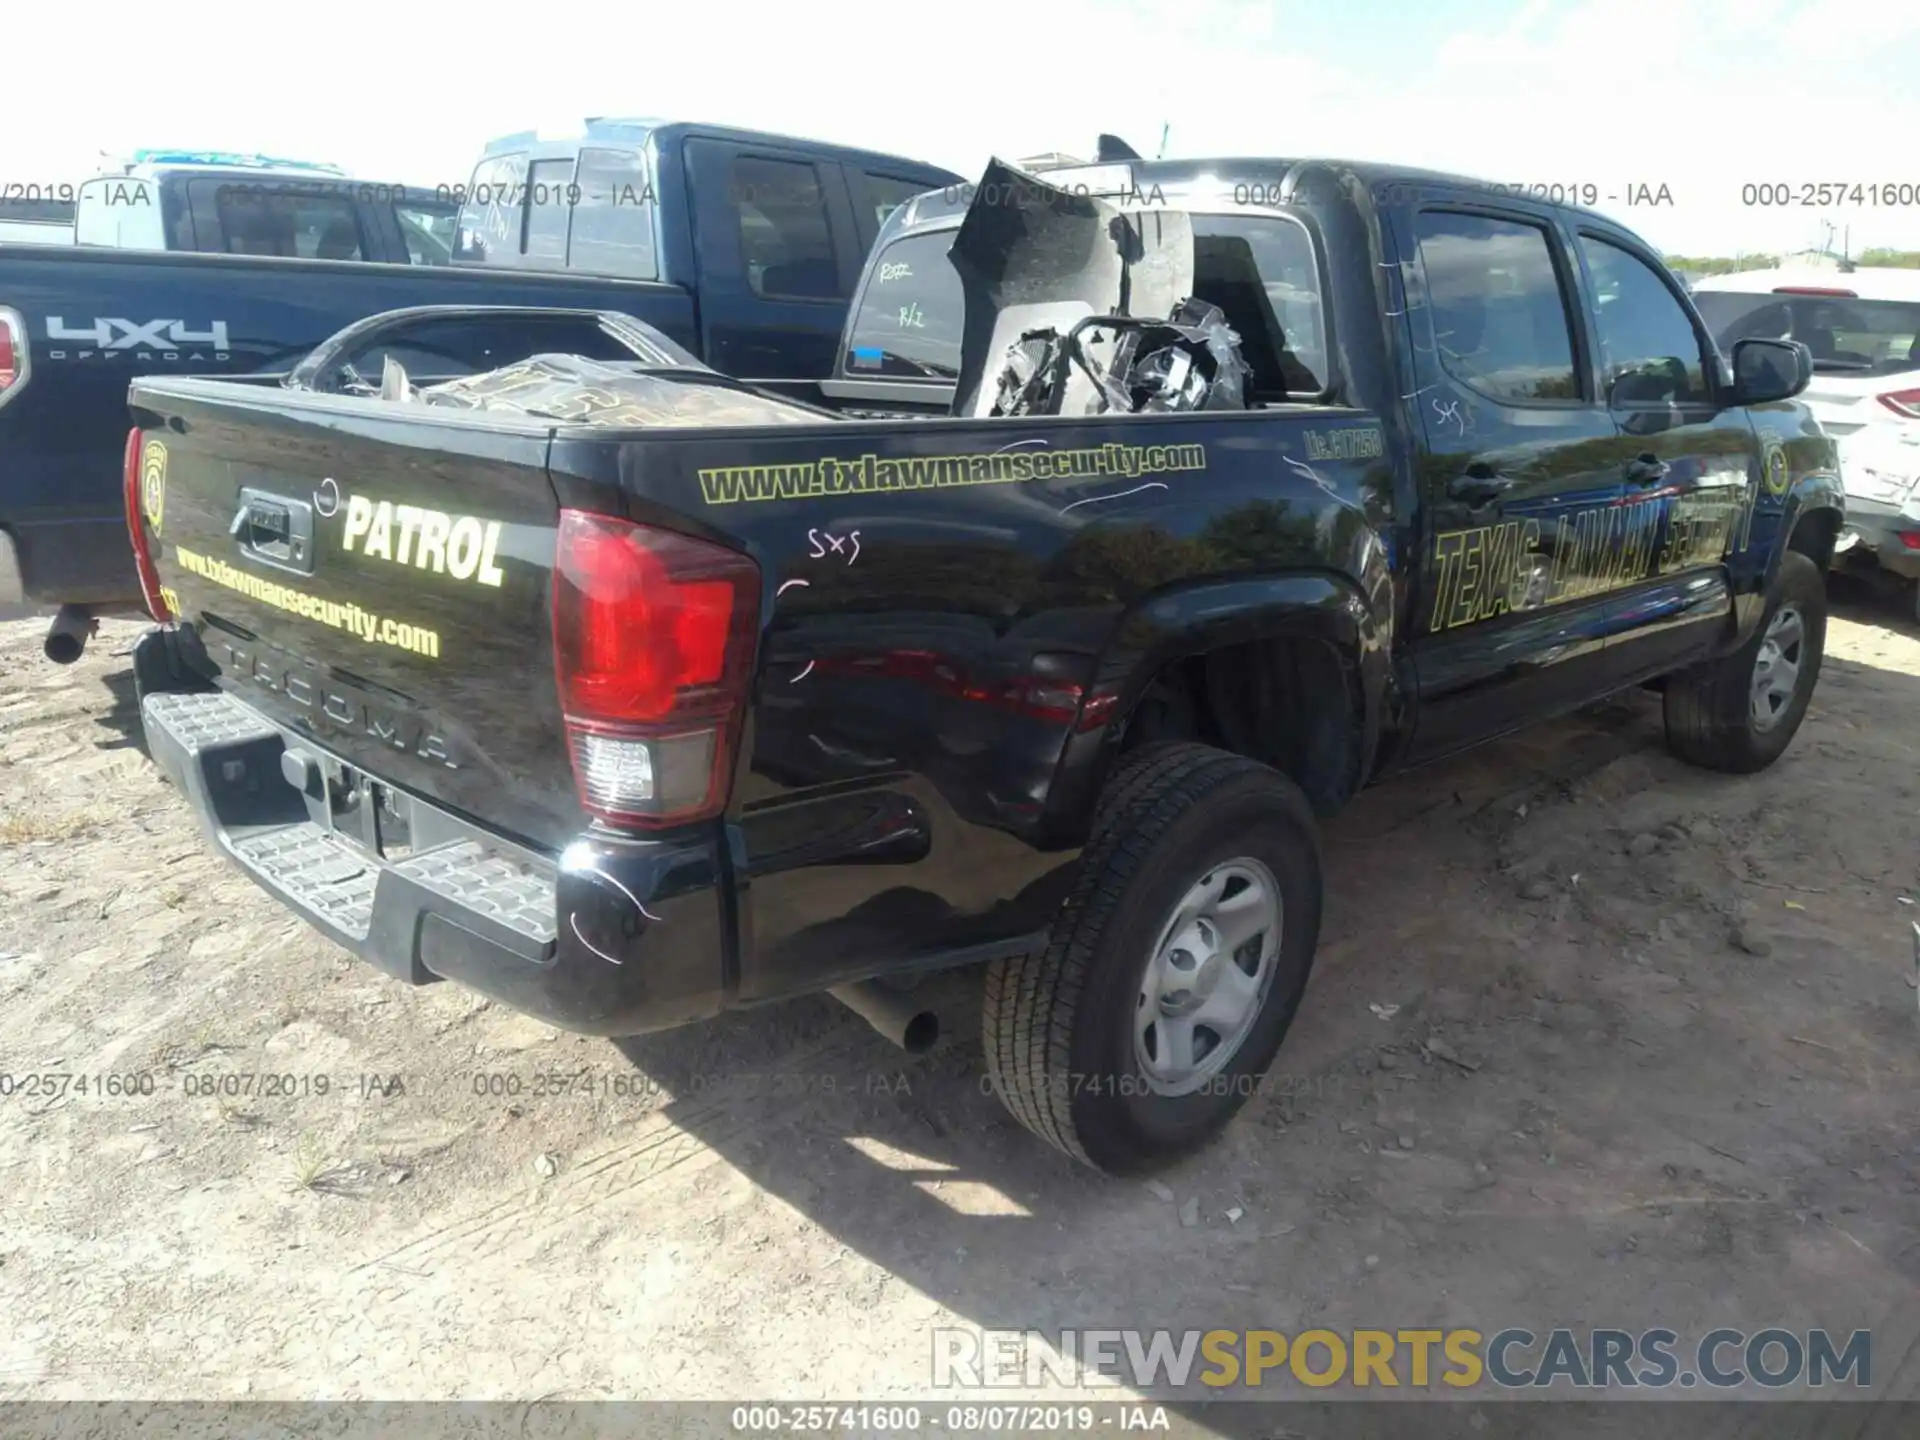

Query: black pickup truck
<box><xmin>0</xmin><ymin>121</ymin><xmax>958</xmax><ymax>635</ymax></box>
<box><xmin>126</xmin><ymin>157</ymin><xmax>1842</xmax><ymax>1174</ymax></box>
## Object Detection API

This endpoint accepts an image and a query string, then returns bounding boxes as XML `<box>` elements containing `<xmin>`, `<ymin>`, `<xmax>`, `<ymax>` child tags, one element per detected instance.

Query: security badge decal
<box><xmin>1763</xmin><ymin>444</ymin><xmax>1790</xmax><ymax>497</ymax></box>
<box><xmin>140</xmin><ymin>438</ymin><xmax>167</xmax><ymax>533</ymax></box>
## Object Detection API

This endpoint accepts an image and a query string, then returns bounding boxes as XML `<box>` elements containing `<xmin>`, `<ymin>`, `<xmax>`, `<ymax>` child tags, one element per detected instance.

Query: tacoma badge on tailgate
<box><xmin>216</xmin><ymin>639</ymin><xmax>460</xmax><ymax>769</ymax></box>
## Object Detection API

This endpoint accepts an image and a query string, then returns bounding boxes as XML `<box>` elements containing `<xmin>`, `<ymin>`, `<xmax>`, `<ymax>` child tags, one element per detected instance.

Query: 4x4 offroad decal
<box><xmin>44</xmin><ymin>316</ymin><xmax>231</xmax><ymax>362</ymax></box>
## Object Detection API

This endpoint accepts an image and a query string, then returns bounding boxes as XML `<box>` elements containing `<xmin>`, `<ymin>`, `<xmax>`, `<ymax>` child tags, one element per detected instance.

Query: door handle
<box><xmin>1624</xmin><ymin>454</ymin><xmax>1670</xmax><ymax>486</ymax></box>
<box><xmin>1448</xmin><ymin>465</ymin><xmax>1512</xmax><ymax>505</ymax></box>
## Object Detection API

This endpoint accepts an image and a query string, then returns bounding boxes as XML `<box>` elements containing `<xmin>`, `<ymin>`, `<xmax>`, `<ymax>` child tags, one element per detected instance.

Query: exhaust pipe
<box><xmin>830</xmin><ymin>980</ymin><xmax>940</xmax><ymax>1054</ymax></box>
<box><xmin>44</xmin><ymin>604</ymin><xmax>97</xmax><ymax>665</ymax></box>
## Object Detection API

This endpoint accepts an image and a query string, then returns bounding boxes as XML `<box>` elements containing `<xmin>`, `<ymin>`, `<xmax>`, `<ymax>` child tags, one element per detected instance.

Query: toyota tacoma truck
<box><xmin>125</xmin><ymin>156</ymin><xmax>1842</xmax><ymax>1174</ymax></box>
<box><xmin>0</xmin><ymin>120</ymin><xmax>959</xmax><ymax>644</ymax></box>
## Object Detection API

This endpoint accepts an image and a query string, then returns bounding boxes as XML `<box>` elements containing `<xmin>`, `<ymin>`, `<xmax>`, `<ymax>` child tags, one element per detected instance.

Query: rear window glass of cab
<box><xmin>843</xmin><ymin>213</ymin><xmax>1330</xmax><ymax>398</ymax></box>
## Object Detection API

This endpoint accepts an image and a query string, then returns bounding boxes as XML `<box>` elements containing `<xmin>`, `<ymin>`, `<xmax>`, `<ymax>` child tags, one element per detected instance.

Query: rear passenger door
<box><xmin>683</xmin><ymin>138</ymin><xmax>864</xmax><ymax>380</ymax></box>
<box><xmin>1389</xmin><ymin>201</ymin><xmax>1638</xmax><ymax>763</ymax></box>
<box><xmin>1569</xmin><ymin>229</ymin><xmax>1756</xmax><ymax>678</ymax></box>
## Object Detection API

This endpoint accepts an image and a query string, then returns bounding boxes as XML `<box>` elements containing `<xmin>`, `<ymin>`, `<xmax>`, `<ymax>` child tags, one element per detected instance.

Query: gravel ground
<box><xmin>0</xmin><ymin>591</ymin><xmax>1916</xmax><ymax>1411</ymax></box>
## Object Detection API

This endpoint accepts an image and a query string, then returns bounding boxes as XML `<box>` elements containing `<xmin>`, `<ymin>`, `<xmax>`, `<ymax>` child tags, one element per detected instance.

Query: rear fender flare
<box><xmin>1045</xmin><ymin>571</ymin><xmax>1388</xmax><ymax>840</ymax></box>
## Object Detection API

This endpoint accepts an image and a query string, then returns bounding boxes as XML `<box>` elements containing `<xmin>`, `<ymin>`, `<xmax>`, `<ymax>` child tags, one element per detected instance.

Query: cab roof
<box><xmin>478</xmin><ymin>118</ymin><xmax>962</xmax><ymax>178</ymax></box>
<box><xmin>876</xmin><ymin>154</ymin><xmax>1625</xmax><ymax>242</ymax></box>
<box><xmin>110</xmin><ymin>150</ymin><xmax>349</xmax><ymax>180</ymax></box>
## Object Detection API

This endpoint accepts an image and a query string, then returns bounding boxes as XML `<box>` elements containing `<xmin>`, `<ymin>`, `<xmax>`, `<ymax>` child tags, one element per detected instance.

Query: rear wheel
<box><xmin>982</xmin><ymin>743</ymin><xmax>1323</xmax><ymax>1174</ymax></box>
<box><xmin>1664</xmin><ymin>551</ymin><xmax>1826</xmax><ymax>773</ymax></box>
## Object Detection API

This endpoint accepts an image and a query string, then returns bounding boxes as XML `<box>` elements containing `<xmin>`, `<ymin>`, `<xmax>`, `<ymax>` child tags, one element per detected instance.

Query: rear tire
<box><xmin>1663</xmin><ymin>551</ymin><xmax>1825</xmax><ymax>774</ymax></box>
<box><xmin>982</xmin><ymin>743</ymin><xmax>1323</xmax><ymax>1174</ymax></box>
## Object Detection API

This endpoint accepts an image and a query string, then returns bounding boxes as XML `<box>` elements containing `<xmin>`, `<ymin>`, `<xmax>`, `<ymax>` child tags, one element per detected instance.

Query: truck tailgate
<box><xmin>130</xmin><ymin>378</ymin><xmax>580</xmax><ymax>850</ymax></box>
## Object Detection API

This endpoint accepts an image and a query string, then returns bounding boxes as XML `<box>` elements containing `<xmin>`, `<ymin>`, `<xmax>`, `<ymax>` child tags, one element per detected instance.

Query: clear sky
<box><xmin>8</xmin><ymin>0</ymin><xmax>1919</xmax><ymax>257</ymax></box>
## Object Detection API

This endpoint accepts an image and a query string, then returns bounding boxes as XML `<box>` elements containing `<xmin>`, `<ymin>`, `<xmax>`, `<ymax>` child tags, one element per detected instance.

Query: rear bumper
<box><xmin>138</xmin><ymin>644</ymin><xmax>733</xmax><ymax>1036</ymax></box>
<box><xmin>1838</xmin><ymin>496</ymin><xmax>1920</xmax><ymax>579</ymax></box>
<box><xmin>6</xmin><ymin>516</ymin><xmax>146</xmax><ymax>607</ymax></box>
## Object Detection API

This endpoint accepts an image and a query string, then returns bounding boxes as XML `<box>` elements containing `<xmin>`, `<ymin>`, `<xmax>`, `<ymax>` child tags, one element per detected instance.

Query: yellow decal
<box><xmin>173</xmin><ymin>546</ymin><xmax>441</xmax><ymax>659</ymax></box>
<box><xmin>696</xmin><ymin>441</ymin><xmax>1209</xmax><ymax>507</ymax></box>
<box><xmin>1764</xmin><ymin>444</ymin><xmax>1790</xmax><ymax>497</ymax></box>
<box><xmin>140</xmin><ymin>439</ymin><xmax>167</xmax><ymax>533</ymax></box>
<box><xmin>1429</xmin><ymin>519</ymin><xmax>1543</xmax><ymax>629</ymax></box>
<box><xmin>1430</xmin><ymin>490</ymin><xmax>1754</xmax><ymax>631</ymax></box>
<box><xmin>340</xmin><ymin>496</ymin><xmax>505</xmax><ymax>587</ymax></box>
<box><xmin>1303</xmin><ymin>426</ymin><xmax>1386</xmax><ymax>462</ymax></box>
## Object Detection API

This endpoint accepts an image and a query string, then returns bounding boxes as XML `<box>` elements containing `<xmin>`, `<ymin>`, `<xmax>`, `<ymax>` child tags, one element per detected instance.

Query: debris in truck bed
<box><xmin>1088</xmin><ymin>297</ymin><xmax>1251</xmax><ymax>414</ymax></box>
<box><xmin>986</xmin><ymin>299</ymin><xmax>1252</xmax><ymax>419</ymax></box>
<box><xmin>415</xmin><ymin>354</ymin><xmax>825</xmax><ymax>428</ymax></box>
<box><xmin>950</xmin><ymin>156</ymin><xmax>1194</xmax><ymax>416</ymax></box>
<box><xmin>943</xmin><ymin>157</ymin><xmax>1250</xmax><ymax>419</ymax></box>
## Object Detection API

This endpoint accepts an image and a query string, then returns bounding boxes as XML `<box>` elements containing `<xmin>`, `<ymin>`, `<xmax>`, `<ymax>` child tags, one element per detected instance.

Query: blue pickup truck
<box><xmin>0</xmin><ymin>120</ymin><xmax>960</xmax><ymax>647</ymax></box>
<box><xmin>62</xmin><ymin>151</ymin><xmax>458</xmax><ymax>263</ymax></box>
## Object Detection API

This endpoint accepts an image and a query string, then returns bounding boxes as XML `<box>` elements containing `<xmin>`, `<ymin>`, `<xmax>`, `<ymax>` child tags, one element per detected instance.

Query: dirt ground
<box><xmin>1</xmin><ymin>587</ymin><xmax>1916</xmax><ymax>1411</ymax></box>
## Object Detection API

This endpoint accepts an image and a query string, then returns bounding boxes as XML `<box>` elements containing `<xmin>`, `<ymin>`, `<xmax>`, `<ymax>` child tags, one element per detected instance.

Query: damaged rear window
<box><xmin>843</xmin><ymin>215</ymin><xmax>1328</xmax><ymax>398</ymax></box>
<box><xmin>844</xmin><ymin>231</ymin><xmax>965</xmax><ymax>380</ymax></box>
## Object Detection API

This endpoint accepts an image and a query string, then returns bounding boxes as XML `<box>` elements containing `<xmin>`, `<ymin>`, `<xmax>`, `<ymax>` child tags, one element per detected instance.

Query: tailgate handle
<box><xmin>232</xmin><ymin>486</ymin><xmax>316</xmax><ymax>575</ymax></box>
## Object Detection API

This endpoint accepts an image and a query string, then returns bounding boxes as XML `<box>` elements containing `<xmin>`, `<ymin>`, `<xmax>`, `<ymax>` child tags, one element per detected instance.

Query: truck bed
<box><xmin>128</xmin><ymin>369</ymin><xmax>1391</xmax><ymax>1030</ymax></box>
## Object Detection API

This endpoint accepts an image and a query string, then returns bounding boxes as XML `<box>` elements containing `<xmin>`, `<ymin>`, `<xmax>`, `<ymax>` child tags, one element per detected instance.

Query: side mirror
<box><xmin>1730</xmin><ymin>338</ymin><xmax>1812</xmax><ymax>406</ymax></box>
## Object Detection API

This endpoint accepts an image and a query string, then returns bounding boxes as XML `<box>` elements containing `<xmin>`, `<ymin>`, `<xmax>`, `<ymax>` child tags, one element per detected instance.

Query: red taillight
<box><xmin>1773</xmin><ymin>286</ymin><xmax>1858</xmax><ymax>297</ymax></box>
<box><xmin>1897</xmin><ymin>531</ymin><xmax>1920</xmax><ymax>551</ymax></box>
<box><xmin>551</xmin><ymin>510</ymin><xmax>760</xmax><ymax>828</ymax></box>
<box><xmin>0</xmin><ymin>307</ymin><xmax>26</xmax><ymax>406</ymax></box>
<box><xmin>1876</xmin><ymin>388</ymin><xmax>1920</xmax><ymax>419</ymax></box>
<box><xmin>122</xmin><ymin>427</ymin><xmax>174</xmax><ymax>622</ymax></box>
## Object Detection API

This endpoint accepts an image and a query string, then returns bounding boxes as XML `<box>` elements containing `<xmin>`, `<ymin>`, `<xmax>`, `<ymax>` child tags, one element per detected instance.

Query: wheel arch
<box><xmin>1783</xmin><ymin>493</ymin><xmax>1843</xmax><ymax>573</ymax></box>
<box><xmin>1727</xmin><ymin>471</ymin><xmax>1843</xmax><ymax>648</ymax></box>
<box><xmin>1046</xmin><ymin>571</ymin><xmax>1389</xmax><ymax>840</ymax></box>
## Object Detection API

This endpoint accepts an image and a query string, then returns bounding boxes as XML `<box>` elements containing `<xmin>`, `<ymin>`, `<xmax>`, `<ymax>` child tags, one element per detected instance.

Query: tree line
<box><xmin>1665</xmin><ymin>248</ymin><xmax>1920</xmax><ymax>275</ymax></box>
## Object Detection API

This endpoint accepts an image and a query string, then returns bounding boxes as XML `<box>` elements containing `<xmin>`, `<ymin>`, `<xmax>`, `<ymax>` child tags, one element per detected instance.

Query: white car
<box><xmin>1692</xmin><ymin>266</ymin><xmax>1920</xmax><ymax>611</ymax></box>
